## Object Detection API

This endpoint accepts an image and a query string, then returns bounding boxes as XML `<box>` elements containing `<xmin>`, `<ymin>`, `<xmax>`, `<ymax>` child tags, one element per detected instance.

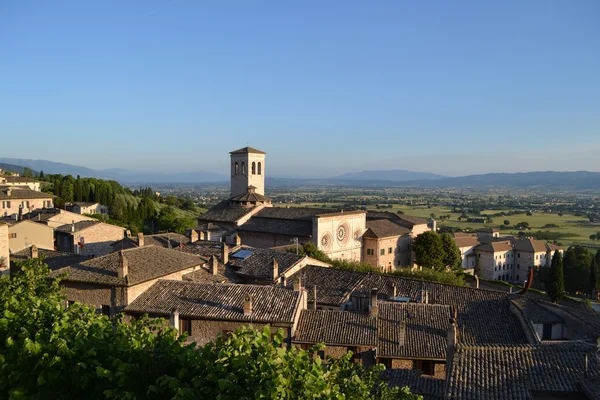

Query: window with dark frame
<box><xmin>180</xmin><ymin>319</ymin><xmax>192</xmax><ymax>336</ymax></box>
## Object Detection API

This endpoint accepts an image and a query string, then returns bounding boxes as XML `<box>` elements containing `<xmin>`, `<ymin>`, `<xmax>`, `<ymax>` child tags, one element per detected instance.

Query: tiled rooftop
<box><xmin>447</xmin><ymin>342</ymin><xmax>600</xmax><ymax>399</ymax></box>
<box><xmin>51</xmin><ymin>245</ymin><xmax>204</xmax><ymax>286</ymax></box>
<box><xmin>294</xmin><ymin>309</ymin><xmax>377</xmax><ymax>346</ymax></box>
<box><xmin>125</xmin><ymin>280</ymin><xmax>301</xmax><ymax>324</ymax></box>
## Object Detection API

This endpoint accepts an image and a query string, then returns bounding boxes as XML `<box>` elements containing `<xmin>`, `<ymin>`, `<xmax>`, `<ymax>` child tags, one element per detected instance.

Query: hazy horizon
<box><xmin>1</xmin><ymin>1</ymin><xmax>599</xmax><ymax>176</ymax></box>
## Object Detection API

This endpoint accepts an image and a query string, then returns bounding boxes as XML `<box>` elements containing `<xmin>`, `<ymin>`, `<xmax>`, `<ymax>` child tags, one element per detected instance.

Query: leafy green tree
<box><xmin>22</xmin><ymin>167</ymin><xmax>34</xmax><ymax>178</ymax></box>
<box><xmin>563</xmin><ymin>245</ymin><xmax>593</xmax><ymax>293</ymax></box>
<box><xmin>548</xmin><ymin>250</ymin><xmax>565</xmax><ymax>303</ymax></box>
<box><xmin>503</xmin><ymin>220</ymin><xmax>510</xmax><ymax>226</ymax></box>
<box><xmin>440</xmin><ymin>233</ymin><xmax>462</xmax><ymax>269</ymax></box>
<box><xmin>39</xmin><ymin>170</ymin><xmax>44</xmax><ymax>179</ymax></box>
<box><xmin>0</xmin><ymin>259</ymin><xmax>419</xmax><ymax>399</ymax></box>
<box><xmin>413</xmin><ymin>231</ymin><xmax>445</xmax><ymax>271</ymax></box>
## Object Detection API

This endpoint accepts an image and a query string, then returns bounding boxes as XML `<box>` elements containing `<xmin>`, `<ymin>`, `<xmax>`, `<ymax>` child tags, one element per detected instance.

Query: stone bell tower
<box><xmin>230</xmin><ymin>147</ymin><xmax>266</xmax><ymax>198</ymax></box>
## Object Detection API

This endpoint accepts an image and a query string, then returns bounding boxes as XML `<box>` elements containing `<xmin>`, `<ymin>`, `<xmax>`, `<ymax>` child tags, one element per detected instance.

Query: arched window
<box><xmin>241</xmin><ymin>162</ymin><xmax>246</xmax><ymax>175</ymax></box>
<box><xmin>258</xmin><ymin>162</ymin><xmax>262</xmax><ymax>175</ymax></box>
<box><xmin>234</xmin><ymin>162</ymin><xmax>239</xmax><ymax>175</ymax></box>
<box><xmin>252</xmin><ymin>162</ymin><xmax>256</xmax><ymax>175</ymax></box>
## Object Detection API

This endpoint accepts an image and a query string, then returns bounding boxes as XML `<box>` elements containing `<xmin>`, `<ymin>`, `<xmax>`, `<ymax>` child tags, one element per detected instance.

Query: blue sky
<box><xmin>1</xmin><ymin>0</ymin><xmax>599</xmax><ymax>177</ymax></box>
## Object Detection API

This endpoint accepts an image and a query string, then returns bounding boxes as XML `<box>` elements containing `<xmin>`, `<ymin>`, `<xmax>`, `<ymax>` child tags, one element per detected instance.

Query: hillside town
<box><xmin>3</xmin><ymin>148</ymin><xmax>600</xmax><ymax>399</ymax></box>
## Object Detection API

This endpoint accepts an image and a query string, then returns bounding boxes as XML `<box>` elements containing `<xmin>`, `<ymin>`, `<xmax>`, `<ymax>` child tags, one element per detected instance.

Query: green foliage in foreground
<box><xmin>0</xmin><ymin>259</ymin><xmax>420</xmax><ymax>400</ymax></box>
<box><xmin>292</xmin><ymin>243</ymin><xmax>464</xmax><ymax>286</ymax></box>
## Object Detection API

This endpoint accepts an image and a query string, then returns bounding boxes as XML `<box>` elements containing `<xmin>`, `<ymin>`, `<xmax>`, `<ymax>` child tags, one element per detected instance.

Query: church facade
<box><xmin>195</xmin><ymin>147</ymin><xmax>367</xmax><ymax>262</ymax></box>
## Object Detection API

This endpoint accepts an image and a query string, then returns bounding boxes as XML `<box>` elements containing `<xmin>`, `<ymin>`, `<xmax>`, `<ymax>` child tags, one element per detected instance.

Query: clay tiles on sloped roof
<box><xmin>11</xmin><ymin>247</ymin><xmax>88</xmax><ymax>271</ymax></box>
<box><xmin>197</xmin><ymin>200</ymin><xmax>258</xmax><ymax>223</ymax></box>
<box><xmin>447</xmin><ymin>342</ymin><xmax>600</xmax><ymax>399</ymax></box>
<box><xmin>228</xmin><ymin>247</ymin><xmax>305</xmax><ymax>280</ymax></box>
<box><xmin>293</xmin><ymin>309</ymin><xmax>377</xmax><ymax>346</ymax></box>
<box><xmin>125</xmin><ymin>280</ymin><xmax>300</xmax><ymax>324</ymax></box>
<box><xmin>229</xmin><ymin>146</ymin><xmax>266</xmax><ymax>154</ymax></box>
<box><xmin>363</xmin><ymin>219</ymin><xmax>410</xmax><ymax>239</ymax></box>
<box><xmin>50</xmin><ymin>245</ymin><xmax>205</xmax><ymax>286</ymax></box>
<box><xmin>381</xmin><ymin>369</ymin><xmax>445</xmax><ymax>400</ymax></box>
<box><xmin>0</xmin><ymin>188</ymin><xmax>55</xmax><ymax>200</ymax></box>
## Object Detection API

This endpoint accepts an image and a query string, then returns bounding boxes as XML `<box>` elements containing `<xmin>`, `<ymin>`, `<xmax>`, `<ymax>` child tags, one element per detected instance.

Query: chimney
<box><xmin>243</xmin><ymin>294</ymin><xmax>253</xmax><ymax>316</ymax></box>
<box><xmin>31</xmin><ymin>245</ymin><xmax>38</xmax><ymax>259</ymax></box>
<box><xmin>234</xmin><ymin>234</ymin><xmax>241</xmax><ymax>246</ymax></box>
<box><xmin>293</xmin><ymin>275</ymin><xmax>302</xmax><ymax>291</ymax></box>
<box><xmin>221</xmin><ymin>243</ymin><xmax>229</xmax><ymax>264</ymax></box>
<box><xmin>71</xmin><ymin>220</ymin><xmax>75</xmax><ymax>233</ymax></box>
<box><xmin>509</xmin><ymin>286</ymin><xmax>513</xmax><ymax>294</ymax></box>
<box><xmin>170</xmin><ymin>308</ymin><xmax>180</xmax><ymax>334</ymax></box>
<box><xmin>313</xmin><ymin>285</ymin><xmax>317</xmax><ymax>310</ymax></box>
<box><xmin>370</xmin><ymin>288</ymin><xmax>378</xmax><ymax>317</ymax></box>
<box><xmin>271</xmin><ymin>258</ymin><xmax>279</xmax><ymax>281</ymax></box>
<box><xmin>190</xmin><ymin>230</ymin><xmax>199</xmax><ymax>243</ymax></box>
<box><xmin>446</xmin><ymin>319</ymin><xmax>458</xmax><ymax>380</ymax></box>
<box><xmin>118</xmin><ymin>250</ymin><xmax>128</xmax><ymax>278</ymax></box>
<box><xmin>137</xmin><ymin>232</ymin><xmax>145</xmax><ymax>247</ymax></box>
<box><xmin>474</xmin><ymin>275</ymin><xmax>479</xmax><ymax>289</ymax></box>
<box><xmin>6</xmin><ymin>188</ymin><xmax>11</xmax><ymax>197</ymax></box>
<box><xmin>425</xmin><ymin>290</ymin><xmax>429</xmax><ymax>304</ymax></box>
<box><xmin>392</xmin><ymin>282</ymin><xmax>397</xmax><ymax>298</ymax></box>
<box><xmin>210</xmin><ymin>255</ymin><xmax>218</xmax><ymax>275</ymax></box>
<box><xmin>281</xmin><ymin>275</ymin><xmax>287</xmax><ymax>287</ymax></box>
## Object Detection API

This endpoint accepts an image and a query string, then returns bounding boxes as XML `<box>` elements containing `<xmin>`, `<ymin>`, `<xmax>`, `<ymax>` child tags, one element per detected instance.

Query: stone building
<box><xmin>110</xmin><ymin>232</ymin><xmax>190</xmax><ymax>252</ymax></box>
<box><xmin>0</xmin><ymin>174</ymin><xmax>42</xmax><ymax>191</ymax></box>
<box><xmin>0</xmin><ymin>187</ymin><xmax>54</xmax><ymax>218</ymax></box>
<box><xmin>363</xmin><ymin>211</ymin><xmax>431</xmax><ymax>270</ymax></box>
<box><xmin>0</xmin><ymin>223</ymin><xmax>9</xmax><ymax>274</ymax></box>
<box><xmin>54</xmin><ymin>220</ymin><xmax>125</xmax><ymax>257</ymax></box>
<box><xmin>50</xmin><ymin>246</ymin><xmax>205</xmax><ymax>316</ymax></box>
<box><xmin>6</xmin><ymin>219</ymin><xmax>54</xmax><ymax>253</ymax></box>
<box><xmin>23</xmin><ymin>208</ymin><xmax>96</xmax><ymax>228</ymax></box>
<box><xmin>124</xmin><ymin>279</ymin><xmax>306</xmax><ymax>346</ymax></box>
<box><xmin>66</xmin><ymin>202</ymin><xmax>109</xmax><ymax>215</ymax></box>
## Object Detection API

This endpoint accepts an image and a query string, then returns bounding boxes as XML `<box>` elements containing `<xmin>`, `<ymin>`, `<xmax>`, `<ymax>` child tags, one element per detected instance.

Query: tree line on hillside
<box><xmin>37</xmin><ymin>173</ymin><xmax>197</xmax><ymax>235</ymax></box>
<box><xmin>0</xmin><ymin>259</ymin><xmax>418</xmax><ymax>399</ymax></box>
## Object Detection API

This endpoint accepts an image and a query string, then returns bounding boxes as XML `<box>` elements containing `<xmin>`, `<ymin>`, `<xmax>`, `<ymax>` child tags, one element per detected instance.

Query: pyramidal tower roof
<box><xmin>230</xmin><ymin>146</ymin><xmax>266</xmax><ymax>155</ymax></box>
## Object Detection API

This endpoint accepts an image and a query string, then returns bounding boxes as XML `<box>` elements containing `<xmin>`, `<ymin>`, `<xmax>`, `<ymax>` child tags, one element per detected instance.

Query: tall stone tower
<box><xmin>230</xmin><ymin>147</ymin><xmax>266</xmax><ymax>198</ymax></box>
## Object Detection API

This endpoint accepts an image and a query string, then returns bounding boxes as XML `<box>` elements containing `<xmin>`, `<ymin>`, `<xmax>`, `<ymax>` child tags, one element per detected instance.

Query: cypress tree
<box><xmin>548</xmin><ymin>250</ymin><xmax>565</xmax><ymax>303</ymax></box>
<box><xmin>590</xmin><ymin>256</ymin><xmax>598</xmax><ymax>298</ymax></box>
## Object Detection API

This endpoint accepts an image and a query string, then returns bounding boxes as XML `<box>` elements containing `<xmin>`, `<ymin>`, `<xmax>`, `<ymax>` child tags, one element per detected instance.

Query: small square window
<box><xmin>388</xmin><ymin>247</ymin><xmax>393</xmax><ymax>254</ymax></box>
<box><xmin>380</xmin><ymin>249</ymin><xmax>385</xmax><ymax>256</ymax></box>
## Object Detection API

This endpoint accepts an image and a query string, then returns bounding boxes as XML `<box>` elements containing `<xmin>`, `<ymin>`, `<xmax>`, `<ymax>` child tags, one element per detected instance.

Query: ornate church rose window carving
<box><xmin>321</xmin><ymin>233</ymin><xmax>332</xmax><ymax>250</ymax></box>
<box><xmin>336</xmin><ymin>222</ymin><xmax>350</xmax><ymax>245</ymax></box>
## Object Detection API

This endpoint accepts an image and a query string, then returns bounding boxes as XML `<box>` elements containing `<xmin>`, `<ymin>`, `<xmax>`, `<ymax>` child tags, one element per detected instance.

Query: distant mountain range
<box><xmin>0</xmin><ymin>162</ymin><xmax>38</xmax><ymax>176</ymax></box>
<box><xmin>0</xmin><ymin>158</ymin><xmax>227</xmax><ymax>183</ymax></box>
<box><xmin>1</xmin><ymin>157</ymin><xmax>600</xmax><ymax>191</ymax></box>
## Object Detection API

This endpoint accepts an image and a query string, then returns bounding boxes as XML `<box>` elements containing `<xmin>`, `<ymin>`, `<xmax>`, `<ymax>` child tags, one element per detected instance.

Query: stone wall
<box><xmin>230</xmin><ymin>152</ymin><xmax>266</xmax><ymax>197</ymax></box>
<box><xmin>0</xmin><ymin>224</ymin><xmax>9</xmax><ymax>275</ymax></box>
<box><xmin>61</xmin><ymin>281</ymin><xmax>127</xmax><ymax>316</ymax></box>
<box><xmin>238</xmin><ymin>231</ymin><xmax>311</xmax><ymax>249</ymax></box>
<box><xmin>73</xmin><ymin>223</ymin><xmax>125</xmax><ymax>257</ymax></box>
<box><xmin>1</xmin><ymin>197</ymin><xmax>53</xmax><ymax>218</ymax></box>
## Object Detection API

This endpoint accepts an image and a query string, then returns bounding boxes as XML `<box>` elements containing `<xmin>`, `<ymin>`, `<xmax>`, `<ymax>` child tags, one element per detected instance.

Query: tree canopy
<box><xmin>0</xmin><ymin>259</ymin><xmax>419</xmax><ymax>399</ymax></box>
<box><xmin>412</xmin><ymin>231</ymin><xmax>445</xmax><ymax>271</ymax></box>
<box><xmin>440</xmin><ymin>233</ymin><xmax>462</xmax><ymax>270</ymax></box>
<box><xmin>548</xmin><ymin>250</ymin><xmax>565</xmax><ymax>303</ymax></box>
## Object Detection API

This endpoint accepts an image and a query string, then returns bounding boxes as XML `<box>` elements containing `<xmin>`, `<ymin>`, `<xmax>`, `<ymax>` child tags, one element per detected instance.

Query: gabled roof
<box><xmin>294</xmin><ymin>309</ymin><xmax>377</xmax><ymax>346</ymax></box>
<box><xmin>125</xmin><ymin>280</ymin><xmax>300</xmax><ymax>324</ymax></box>
<box><xmin>110</xmin><ymin>233</ymin><xmax>189</xmax><ymax>251</ymax></box>
<box><xmin>363</xmin><ymin>219</ymin><xmax>410</xmax><ymax>239</ymax></box>
<box><xmin>237</xmin><ymin>217</ymin><xmax>313</xmax><ymax>237</ymax></box>
<box><xmin>510</xmin><ymin>297</ymin><xmax>564</xmax><ymax>325</ymax></box>
<box><xmin>287</xmin><ymin>266</ymin><xmax>529</xmax><ymax>345</ymax></box>
<box><xmin>197</xmin><ymin>200</ymin><xmax>258</xmax><ymax>223</ymax></box>
<box><xmin>1</xmin><ymin>175</ymin><xmax>39</xmax><ymax>183</ymax></box>
<box><xmin>228</xmin><ymin>247</ymin><xmax>305</xmax><ymax>281</ymax></box>
<box><xmin>255</xmin><ymin>207</ymin><xmax>335</xmax><ymax>220</ymax></box>
<box><xmin>0</xmin><ymin>188</ymin><xmax>55</xmax><ymax>200</ymax></box>
<box><xmin>512</xmin><ymin>238</ymin><xmax>547</xmax><ymax>253</ymax></box>
<box><xmin>22</xmin><ymin>208</ymin><xmax>92</xmax><ymax>223</ymax></box>
<box><xmin>447</xmin><ymin>342</ymin><xmax>600</xmax><ymax>399</ymax></box>
<box><xmin>453</xmin><ymin>236</ymin><xmax>480</xmax><ymax>248</ymax></box>
<box><xmin>230</xmin><ymin>146</ymin><xmax>266</xmax><ymax>155</ymax></box>
<box><xmin>286</xmin><ymin>266</ymin><xmax>365</xmax><ymax>306</ymax></box>
<box><xmin>475</xmin><ymin>241</ymin><xmax>513</xmax><ymax>253</ymax></box>
<box><xmin>54</xmin><ymin>220</ymin><xmax>102</xmax><ymax>233</ymax></box>
<box><xmin>51</xmin><ymin>245</ymin><xmax>204</xmax><ymax>286</ymax></box>
<box><xmin>378</xmin><ymin>302</ymin><xmax>451</xmax><ymax>360</ymax></box>
<box><xmin>230</xmin><ymin>186</ymin><xmax>271</xmax><ymax>203</ymax></box>
<box><xmin>11</xmin><ymin>247</ymin><xmax>87</xmax><ymax>271</ymax></box>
